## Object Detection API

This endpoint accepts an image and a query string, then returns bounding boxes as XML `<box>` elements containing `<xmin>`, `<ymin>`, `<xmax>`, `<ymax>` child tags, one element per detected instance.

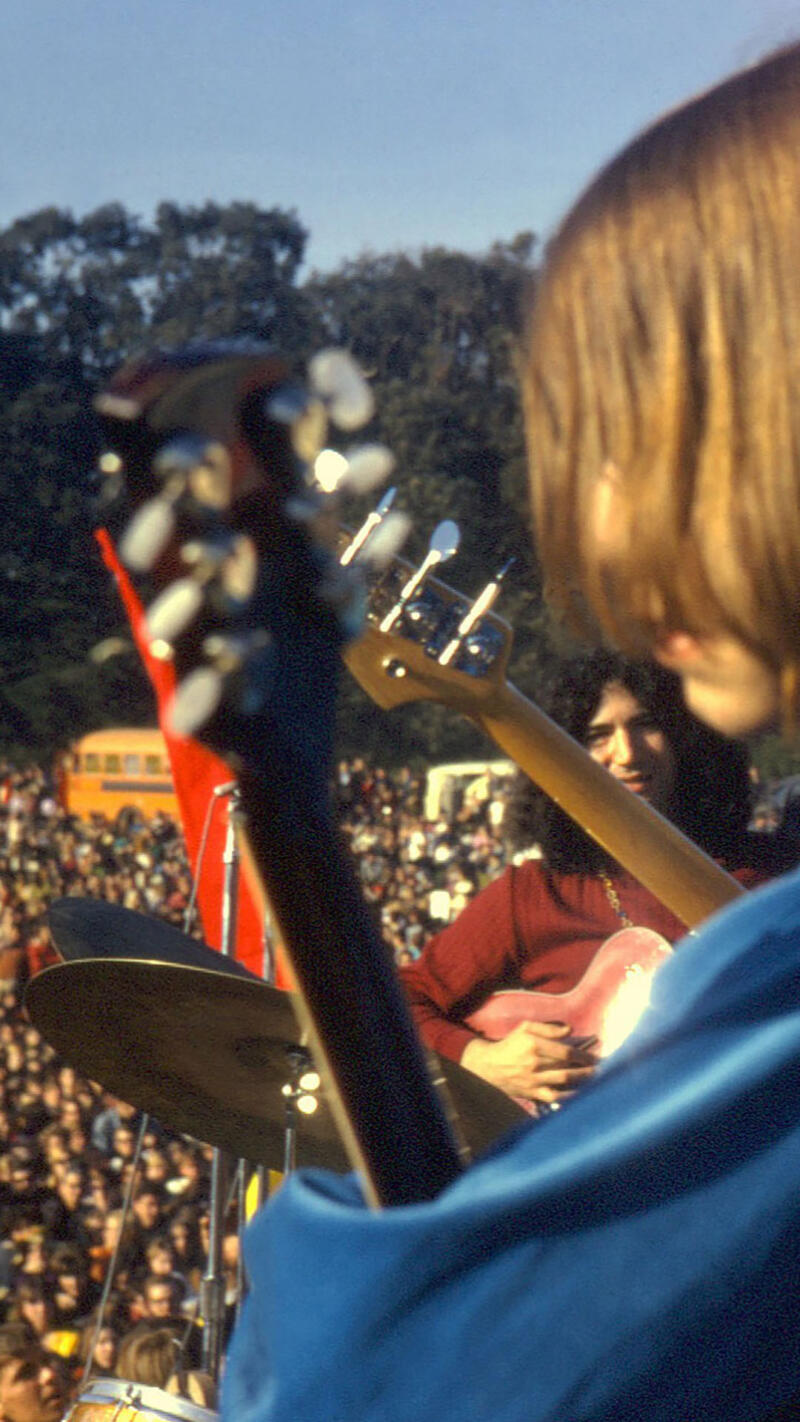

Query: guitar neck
<box><xmin>236</xmin><ymin>762</ymin><xmax>464</xmax><ymax>1208</ymax></box>
<box><xmin>345</xmin><ymin>622</ymin><xmax>742</xmax><ymax>929</ymax></box>
<box><xmin>479</xmin><ymin>681</ymin><xmax>743</xmax><ymax>927</ymax></box>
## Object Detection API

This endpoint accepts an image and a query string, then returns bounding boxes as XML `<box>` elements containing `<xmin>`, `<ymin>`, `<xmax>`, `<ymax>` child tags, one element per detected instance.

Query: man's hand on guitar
<box><xmin>460</xmin><ymin>1021</ymin><xmax>598</xmax><ymax>1104</ymax></box>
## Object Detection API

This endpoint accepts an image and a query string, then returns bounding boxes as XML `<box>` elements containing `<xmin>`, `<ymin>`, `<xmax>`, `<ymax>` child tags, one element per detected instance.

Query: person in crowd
<box><xmin>123</xmin><ymin>1184</ymin><xmax>166</xmax><ymax>1284</ymax></box>
<box><xmin>115</xmin><ymin>1322</ymin><xmax>180</xmax><ymax>1389</ymax></box>
<box><xmin>166</xmin><ymin>1209</ymin><xmax>204</xmax><ymax>1294</ymax></box>
<box><xmin>6</xmin><ymin>1283</ymin><xmax>51</xmax><ymax>1343</ymax></box>
<box><xmin>78</xmin><ymin>1316</ymin><xmax>119</xmax><ymax>1380</ymax></box>
<box><xmin>48</xmin><ymin>1244</ymin><xmax>98</xmax><ymax>1329</ymax></box>
<box><xmin>0</xmin><ymin>1325</ymin><xmax>66</xmax><ymax>1422</ymax></box>
<box><xmin>139</xmin><ymin>1276</ymin><xmax>183</xmax><ymax>1322</ymax></box>
<box><xmin>40</xmin><ymin>1162</ymin><xmax>91</xmax><ymax>1252</ymax></box>
<box><xmin>114</xmin><ymin>1319</ymin><xmax>214</xmax><ymax>1406</ymax></box>
<box><xmin>144</xmin><ymin>1238</ymin><xmax>192</xmax><ymax>1312</ymax></box>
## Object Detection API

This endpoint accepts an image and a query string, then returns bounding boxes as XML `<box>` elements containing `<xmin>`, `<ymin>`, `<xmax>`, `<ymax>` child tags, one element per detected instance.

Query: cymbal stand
<box><xmin>200</xmin><ymin>785</ymin><xmax>241</xmax><ymax>1380</ymax></box>
<box><xmin>82</xmin><ymin>1112</ymin><xmax>149</xmax><ymax>1382</ymax></box>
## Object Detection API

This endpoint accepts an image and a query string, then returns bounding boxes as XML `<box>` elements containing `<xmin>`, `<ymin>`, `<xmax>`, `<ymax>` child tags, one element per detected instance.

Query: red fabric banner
<box><xmin>95</xmin><ymin>528</ymin><xmax>291</xmax><ymax>987</ymax></box>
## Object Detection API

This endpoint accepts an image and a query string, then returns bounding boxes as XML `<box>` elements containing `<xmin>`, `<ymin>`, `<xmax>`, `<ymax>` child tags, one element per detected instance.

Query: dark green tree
<box><xmin>0</xmin><ymin>201</ymin><xmax>312</xmax><ymax>757</ymax></box>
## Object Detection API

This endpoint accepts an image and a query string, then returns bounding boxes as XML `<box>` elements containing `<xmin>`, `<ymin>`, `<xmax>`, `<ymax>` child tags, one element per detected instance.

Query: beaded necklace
<box><xmin>597</xmin><ymin>869</ymin><xmax>634</xmax><ymax>928</ymax></box>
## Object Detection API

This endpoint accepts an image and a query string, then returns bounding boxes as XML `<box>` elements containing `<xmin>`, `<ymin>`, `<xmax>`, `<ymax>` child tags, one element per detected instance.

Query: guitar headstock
<box><xmin>94</xmin><ymin>343</ymin><xmax>400</xmax><ymax>793</ymax></box>
<box><xmin>346</xmin><ymin>546</ymin><xmax>514</xmax><ymax>717</ymax></box>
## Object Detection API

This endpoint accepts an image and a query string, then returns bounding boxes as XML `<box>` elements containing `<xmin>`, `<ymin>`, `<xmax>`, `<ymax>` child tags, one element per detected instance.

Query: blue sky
<box><xmin>3</xmin><ymin>0</ymin><xmax>798</xmax><ymax>275</ymax></box>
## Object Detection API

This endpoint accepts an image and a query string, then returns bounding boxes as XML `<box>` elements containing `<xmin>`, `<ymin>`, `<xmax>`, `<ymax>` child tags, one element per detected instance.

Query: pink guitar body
<box><xmin>465</xmin><ymin>927</ymin><xmax>673</xmax><ymax>1113</ymax></box>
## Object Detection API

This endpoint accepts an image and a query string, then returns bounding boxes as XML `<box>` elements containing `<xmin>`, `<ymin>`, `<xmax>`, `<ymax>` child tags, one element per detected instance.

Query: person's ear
<box><xmin>653</xmin><ymin>632</ymin><xmax>705</xmax><ymax>669</ymax></box>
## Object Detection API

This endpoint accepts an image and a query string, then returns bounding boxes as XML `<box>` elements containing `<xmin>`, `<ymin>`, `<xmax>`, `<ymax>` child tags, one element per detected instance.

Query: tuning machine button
<box><xmin>153</xmin><ymin>434</ymin><xmax>233</xmax><ymax>510</ymax></box>
<box><xmin>308</xmin><ymin>349</ymin><xmax>374</xmax><ymax>431</ymax></box>
<box><xmin>119</xmin><ymin>496</ymin><xmax>176</xmax><ymax>573</ymax></box>
<box><xmin>145</xmin><ymin>578</ymin><xmax>204</xmax><ymax>653</ymax></box>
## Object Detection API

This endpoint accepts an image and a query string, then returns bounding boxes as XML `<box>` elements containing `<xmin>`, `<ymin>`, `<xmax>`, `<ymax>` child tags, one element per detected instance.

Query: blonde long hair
<box><xmin>525</xmin><ymin>43</ymin><xmax>800</xmax><ymax>677</ymax></box>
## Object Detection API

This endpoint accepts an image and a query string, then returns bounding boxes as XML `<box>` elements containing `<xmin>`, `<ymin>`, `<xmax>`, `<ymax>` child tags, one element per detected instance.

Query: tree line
<box><xmin>0</xmin><ymin>201</ymin><xmax>794</xmax><ymax>779</ymax></box>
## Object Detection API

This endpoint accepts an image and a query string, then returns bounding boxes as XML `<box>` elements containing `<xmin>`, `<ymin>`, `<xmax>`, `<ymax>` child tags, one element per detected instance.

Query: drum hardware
<box><xmin>233</xmin><ymin>1160</ymin><xmax>247</xmax><ymax>1329</ymax></box>
<box><xmin>280</xmin><ymin>1046</ymin><xmax>322</xmax><ymax>1175</ymax></box>
<box><xmin>64</xmin><ymin>1376</ymin><xmax>217</xmax><ymax>1422</ymax></box>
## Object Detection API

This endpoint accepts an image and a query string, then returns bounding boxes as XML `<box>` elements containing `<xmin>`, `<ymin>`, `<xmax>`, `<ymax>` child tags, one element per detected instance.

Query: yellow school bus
<box><xmin>56</xmin><ymin>727</ymin><xmax>179</xmax><ymax>822</ymax></box>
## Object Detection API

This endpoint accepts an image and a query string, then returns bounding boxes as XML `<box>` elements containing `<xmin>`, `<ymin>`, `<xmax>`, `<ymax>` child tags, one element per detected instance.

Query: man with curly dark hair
<box><xmin>401</xmin><ymin>650</ymin><xmax>785</xmax><ymax>1108</ymax></box>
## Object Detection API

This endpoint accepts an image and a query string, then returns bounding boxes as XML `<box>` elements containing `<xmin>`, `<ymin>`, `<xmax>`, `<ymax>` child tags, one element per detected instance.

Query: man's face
<box><xmin>149</xmin><ymin>1247</ymin><xmax>173</xmax><ymax>1277</ymax></box>
<box><xmin>9</xmin><ymin>1166</ymin><xmax>32</xmax><ymax>1196</ymax></box>
<box><xmin>0</xmin><ymin>1351</ymin><xmax>65</xmax><ymax>1422</ymax></box>
<box><xmin>59</xmin><ymin>1101</ymin><xmax>80</xmax><ymax>1130</ymax></box>
<box><xmin>113</xmin><ymin>1129</ymin><xmax>135</xmax><ymax>1159</ymax></box>
<box><xmin>133</xmin><ymin>1193</ymin><xmax>160</xmax><ymax>1230</ymax></box>
<box><xmin>58</xmin><ymin>1173</ymin><xmax>83</xmax><ymax>1212</ymax></box>
<box><xmin>144</xmin><ymin>1282</ymin><xmax>175</xmax><ymax>1319</ymax></box>
<box><xmin>584</xmin><ymin>681</ymin><xmax>676</xmax><ymax>815</ymax></box>
<box><xmin>54</xmin><ymin>1273</ymin><xmax>81</xmax><ymax>1313</ymax></box>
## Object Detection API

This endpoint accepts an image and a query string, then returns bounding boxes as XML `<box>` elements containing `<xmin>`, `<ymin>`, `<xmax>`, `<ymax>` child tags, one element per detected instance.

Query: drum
<box><xmin>64</xmin><ymin>1378</ymin><xmax>217</xmax><ymax>1422</ymax></box>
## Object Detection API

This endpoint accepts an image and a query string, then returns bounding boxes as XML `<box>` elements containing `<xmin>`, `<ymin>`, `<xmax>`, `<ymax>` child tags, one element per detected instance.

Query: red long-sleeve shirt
<box><xmin>400</xmin><ymin>856</ymin><xmax>770</xmax><ymax>1063</ymax></box>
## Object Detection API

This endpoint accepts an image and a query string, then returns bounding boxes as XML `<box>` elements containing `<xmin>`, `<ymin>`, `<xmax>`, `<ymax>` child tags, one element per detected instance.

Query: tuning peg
<box><xmin>339</xmin><ymin>444</ymin><xmax>395</xmax><ymax>496</ymax></box>
<box><xmin>153</xmin><ymin>435</ymin><xmax>232</xmax><ymax>510</ymax></box>
<box><xmin>290</xmin><ymin>398</ymin><xmax>329</xmax><ymax>465</ymax></box>
<box><xmin>145</xmin><ymin>578</ymin><xmax>204</xmax><ymax>648</ymax></box>
<box><xmin>168</xmin><ymin>668</ymin><xmax>224</xmax><ymax>737</ymax></box>
<box><xmin>379</xmin><ymin>520</ymin><xmax>460</xmax><ymax>632</ymax></box>
<box><xmin>179</xmin><ymin>533</ymin><xmax>258</xmax><ymax>606</ymax></box>
<box><xmin>340</xmin><ymin>488</ymin><xmax>397</xmax><ymax>565</ymax></box>
<box><xmin>438</xmin><ymin>558</ymin><xmax>514</xmax><ymax>666</ymax></box>
<box><xmin>219</xmin><ymin>534</ymin><xmax>258</xmax><ymax>603</ymax></box>
<box><xmin>353</xmin><ymin>510</ymin><xmax>411</xmax><ymax>571</ymax></box>
<box><xmin>97</xmin><ymin>451</ymin><xmax>123</xmax><ymax>477</ymax></box>
<box><xmin>94</xmin><ymin>391</ymin><xmax>140</xmax><ymax>422</ymax></box>
<box><xmin>313</xmin><ymin>449</ymin><xmax>350</xmax><ymax>494</ymax></box>
<box><xmin>119</xmin><ymin>496</ymin><xmax>175</xmax><ymax>572</ymax></box>
<box><xmin>312</xmin><ymin>443</ymin><xmax>394</xmax><ymax>498</ymax></box>
<box><xmin>308</xmin><ymin>349</ymin><xmax>374</xmax><ymax>431</ymax></box>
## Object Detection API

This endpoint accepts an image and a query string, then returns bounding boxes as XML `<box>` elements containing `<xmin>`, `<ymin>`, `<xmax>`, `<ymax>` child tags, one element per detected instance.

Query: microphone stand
<box><xmin>200</xmin><ymin>785</ymin><xmax>241</xmax><ymax>1379</ymax></box>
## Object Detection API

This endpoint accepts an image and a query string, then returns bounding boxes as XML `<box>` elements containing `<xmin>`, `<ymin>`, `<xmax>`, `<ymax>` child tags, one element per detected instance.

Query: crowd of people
<box><xmin>335</xmin><ymin>757</ymin><xmax>511</xmax><ymax>964</ymax></box>
<box><xmin>0</xmin><ymin>753</ymin><xmax>518</xmax><ymax>1414</ymax></box>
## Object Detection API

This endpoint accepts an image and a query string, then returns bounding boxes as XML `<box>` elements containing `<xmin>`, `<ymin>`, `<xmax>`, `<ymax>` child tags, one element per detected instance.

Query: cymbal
<box><xmin>25</xmin><ymin>959</ymin><xmax>525</xmax><ymax>1172</ymax></box>
<box><xmin>48</xmin><ymin>897</ymin><xmax>257</xmax><ymax>981</ymax></box>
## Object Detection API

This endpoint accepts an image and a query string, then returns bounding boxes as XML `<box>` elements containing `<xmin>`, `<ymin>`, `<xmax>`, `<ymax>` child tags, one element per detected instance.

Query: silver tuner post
<box><xmin>340</xmin><ymin>487</ymin><xmax>397</xmax><ymax>565</ymax></box>
<box><xmin>379</xmin><ymin>519</ymin><xmax>460</xmax><ymax>633</ymax></box>
<box><xmin>438</xmin><ymin>557</ymin><xmax>514</xmax><ymax>666</ymax></box>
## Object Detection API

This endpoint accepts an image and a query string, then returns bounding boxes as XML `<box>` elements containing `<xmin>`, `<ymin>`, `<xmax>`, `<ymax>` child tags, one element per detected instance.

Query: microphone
<box><xmin>212</xmin><ymin>780</ymin><xmax>238</xmax><ymax>798</ymax></box>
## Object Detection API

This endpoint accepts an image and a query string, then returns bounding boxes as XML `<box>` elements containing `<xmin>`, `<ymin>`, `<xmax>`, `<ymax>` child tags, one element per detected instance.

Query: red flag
<box><xmin>95</xmin><ymin>528</ymin><xmax>292</xmax><ymax>987</ymax></box>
